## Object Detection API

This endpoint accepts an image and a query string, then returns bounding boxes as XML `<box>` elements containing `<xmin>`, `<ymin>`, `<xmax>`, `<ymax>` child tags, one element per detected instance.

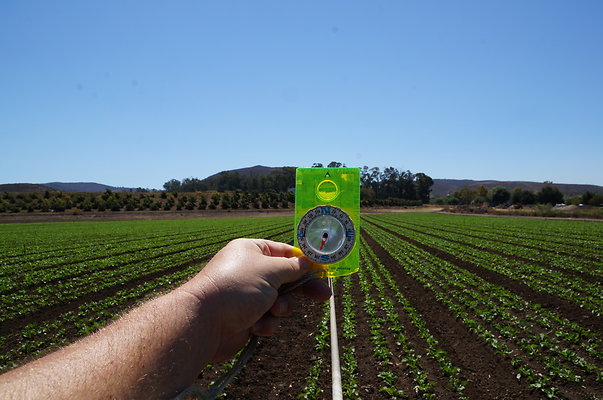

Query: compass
<box><xmin>296</xmin><ymin>205</ymin><xmax>356</xmax><ymax>264</ymax></box>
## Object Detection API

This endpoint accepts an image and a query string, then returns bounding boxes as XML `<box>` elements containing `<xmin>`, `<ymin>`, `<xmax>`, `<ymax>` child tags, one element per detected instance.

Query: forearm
<box><xmin>0</xmin><ymin>239</ymin><xmax>329</xmax><ymax>400</ymax></box>
<box><xmin>0</xmin><ymin>288</ymin><xmax>218</xmax><ymax>400</ymax></box>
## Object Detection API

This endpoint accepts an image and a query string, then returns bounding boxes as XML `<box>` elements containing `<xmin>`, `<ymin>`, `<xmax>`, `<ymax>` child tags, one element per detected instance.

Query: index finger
<box><xmin>252</xmin><ymin>239</ymin><xmax>298</xmax><ymax>258</ymax></box>
<box><xmin>253</xmin><ymin>240</ymin><xmax>325</xmax><ymax>275</ymax></box>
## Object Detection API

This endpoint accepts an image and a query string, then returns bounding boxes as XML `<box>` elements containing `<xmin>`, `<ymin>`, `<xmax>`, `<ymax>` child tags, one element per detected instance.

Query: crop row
<box><xmin>0</xmin><ymin>222</ymin><xmax>286</xmax><ymax>290</ymax></box>
<box><xmin>396</xmin><ymin>216</ymin><xmax>603</xmax><ymax>268</ymax></box>
<box><xmin>339</xmin><ymin>274</ymin><xmax>361</xmax><ymax>399</ymax></box>
<box><xmin>361</xmin><ymin>238</ymin><xmax>468</xmax><ymax>398</ymax></box>
<box><xmin>0</xmin><ymin>226</ymin><xmax>290</xmax><ymax>324</ymax></box>
<box><xmin>297</xmin><ymin>301</ymin><xmax>330</xmax><ymax>399</ymax></box>
<box><xmin>0</xmin><ymin>219</ymin><xmax>287</xmax><ymax>270</ymax></box>
<box><xmin>364</xmin><ymin>221</ymin><xmax>602</xmax><ymax>398</ymax></box>
<box><xmin>365</xmin><ymin>215</ymin><xmax>603</xmax><ymax>316</ymax></box>
<box><xmin>295</xmin><ymin>235</ymin><xmax>473</xmax><ymax>399</ymax></box>
<box><xmin>394</xmin><ymin>214</ymin><xmax>603</xmax><ymax>261</ymax></box>
<box><xmin>424</xmin><ymin>213</ymin><xmax>603</xmax><ymax>244</ymax></box>
<box><xmin>0</xmin><ymin>218</ymin><xmax>292</xmax><ymax>372</ymax></box>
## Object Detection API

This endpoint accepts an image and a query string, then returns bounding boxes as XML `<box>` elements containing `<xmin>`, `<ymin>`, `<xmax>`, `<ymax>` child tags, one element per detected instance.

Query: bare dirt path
<box><xmin>0</xmin><ymin>209</ymin><xmax>295</xmax><ymax>224</ymax></box>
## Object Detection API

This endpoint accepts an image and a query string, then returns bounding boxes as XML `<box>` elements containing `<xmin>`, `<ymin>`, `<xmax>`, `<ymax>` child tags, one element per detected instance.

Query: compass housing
<box><xmin>297</xmin><ymin>205</ymin><xmax>355</xmax><ymax>264</ymax></box>
<box><xmin>294</xmin><ymin>167</ymin><xmax>360</xmax><ymax>277</ymax></box>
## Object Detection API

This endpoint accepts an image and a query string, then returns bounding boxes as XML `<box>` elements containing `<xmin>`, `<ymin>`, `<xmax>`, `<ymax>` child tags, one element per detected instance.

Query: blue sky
<box><xmin>1</xmin><ymin>1</ymin><xmax>602</xmax><ymax>189</ymax></box>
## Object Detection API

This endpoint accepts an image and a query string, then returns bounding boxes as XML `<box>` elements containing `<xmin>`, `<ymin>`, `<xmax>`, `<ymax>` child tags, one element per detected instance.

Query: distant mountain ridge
<box><xmin>45</xmin><ymin>182</ymin><xmax>130</xmax><ymax>192</ymax></box>
<box><xmin>2</xmin><ymin>166</ymin><xmax>602</xmax><ymax>196</ymax></box>
<box><xmin>431</xmin><ymin>179</ymin><xmax>603</xmax><ymax>198</ymax></box>
<box><xmin>202</xmin><ymin>165</ymin><xmax>285</xmax><ymax>181</ymax></box>
<box><xmin>204</xmin><ymin>168</ymin><xmax>603</xmax><ymax>197</ymax></box>
<box><xmin>0</xmin><ymin>184</ymin><xmax>54</xmax><ymax>193</ymax></box>
<box><xmin>0</xmin><ymin>182</ymin><xmax>137</xmax><ymax>193</ymax></box>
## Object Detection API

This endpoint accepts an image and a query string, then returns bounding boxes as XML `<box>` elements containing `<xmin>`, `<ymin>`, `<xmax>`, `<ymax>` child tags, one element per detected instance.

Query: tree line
<box><xmin>0</xmin><ymin>189</ymin><xmax>295</xmax><ymax>213</ymax></box>
<box><xmin>436</xmin><ymin>184</ymin><xmax>603</xmax><ymax>207</ymax></box>
<box><xmin>3</xmin><ymin>180</ymin><xmax>600</xmax><ymax>214</ymax></box>
<box><xmin>359</xmin><ymin>166</ymin><xmax>433</xmax><ymax>206</ymax></box>
<box><xmin>163</xmin><ymin>162</ymin><xmax>435</xmax><ymax>206</ymax></box>
<box><xmin>163</xmin><ymin>167</ymin><xmax>297</xmax><ymax>193</ymax></box>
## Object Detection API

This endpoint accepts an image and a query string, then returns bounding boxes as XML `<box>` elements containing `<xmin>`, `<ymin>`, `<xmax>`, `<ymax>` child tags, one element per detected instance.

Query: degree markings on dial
<box><xmin>296</xmin><ymin>205</ymin><xmax>355</xmax><ymax>264</ymax></box>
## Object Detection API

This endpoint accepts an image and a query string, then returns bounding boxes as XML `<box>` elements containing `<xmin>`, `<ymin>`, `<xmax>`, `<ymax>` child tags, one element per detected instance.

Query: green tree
<box><xmin>582</xmin><ymin>191</ymin><xmax>595</xmax><ymax>205</ymax></box>
<box><xmin>221</xmin><ymin>193</ymin><xmax>231</xmax><ymax>209</ymax></box>
<box><xmin>81</xmin><ymin>200</ymin><xmax>93</xmax><ymax>212</ymax></box>
<box><xmin>231</xmin><ymin>191</ymin><xmax>241</xmax><ymax>209</ymax></box>
<box><xmin>476</xmin><ymin>185</ymin><xmax>488</xmax><ymax>198</ymax></box>
<box><xmin>198</xmin><ymin>195</ymin><xmax>207</xmax><ymax>210</ymax></box>
<box><xmin>211</xmin><ymin>193</ymin><xmax>221</xmax><ymax>208</ymax></box>
<box><xmin>565</xmin><ymin>195</ymin><xmax>582</xmax><ymax>206</ymax></box>
<box><xmin>163</xmin><ymin>179</ymin><xmax>181</xmax><ymax>192</ymax></box>
<box><xmin>181</xmin><ymin>177</ymin><xmax>207</xmax><ymax>192</ymax></box>
<box><xmin>102</xmin><ymin>189</ymin><xmax>113</xmax><ymax>201</ymax></box>
<box><xmin>360</xmin><ymin>187</ymin><xmax>376</xmax><ymax>206</ymax></box>
<box><xmin>415</xmin><ymin>173</ymin><xmax>434</xmax><ymax>203</ymax></box>
<box><xmin>510</xmin><ymin>188</ymin><xmax>535</xmax><ymax>205</ymax></box>
<box><xmin>587</xmin><ymin>193</ymin><xmax>603</xmax><ymax>206</ymax></box>
<box><xmin>537</xmin><ymin>185</ymin><xmax>564</xmax><ymax>205</ymax></box>
<box><xmin>50</xmin><ymin>198</ymin><xmax>67</xmax><ymax>212</ymax></box>
<box><xmin>216</xmin><ymin>172</ymin><xmax>242</xmax><ymax>191</ymax></box>
<box><xmin>96</xmin><ymin>199</ymin><xmax>106</xmax><ymax>211</ymax></box>
<box><xmin>454</xmin><ymin>187</ymin><xmax>477</xmax><ymax>205</ymax></box>
<box><xmin>489</xmin><ymin>186</ymin><xmax>510</xmax><ymax>206</ymax></box>
<box><xmin>107</xmin><ymin>198</ymin><xmax>121</xmax><ymax>211</ymax></box>
<box><xmin>521</xmin><ymin>190</ymin><xmax>536</xmax><ymax>205</ymax></box>
<box><xmin>511</xmin><ymin>187</ymin><xmax>523</xmax><ymax>204</ymax></box>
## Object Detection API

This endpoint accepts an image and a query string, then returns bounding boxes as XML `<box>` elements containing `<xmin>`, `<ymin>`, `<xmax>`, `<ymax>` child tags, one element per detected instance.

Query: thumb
<box><xmin>261</xmin><ymin>254</ymin><xmax>310</xmax><ymax>288</ymax></box>
<box><xmin>261</xmin><ymin>253</ymin><xmax>326</xmax><ymax>291</ymax></box>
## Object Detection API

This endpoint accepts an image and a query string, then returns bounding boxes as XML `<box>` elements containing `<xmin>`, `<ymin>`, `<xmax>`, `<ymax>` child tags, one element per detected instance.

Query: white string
<box><xmin>328</xmin><ymin>277</ymin><xmax>344</xmax><ymax>400</ymax></box>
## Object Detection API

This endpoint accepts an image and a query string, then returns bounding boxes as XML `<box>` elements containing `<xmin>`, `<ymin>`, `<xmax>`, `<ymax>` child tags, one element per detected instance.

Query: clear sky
<box><xmin>1</xmin><ymin>1</ymin><xmax>602</xmax><ymax>189</ymax></box>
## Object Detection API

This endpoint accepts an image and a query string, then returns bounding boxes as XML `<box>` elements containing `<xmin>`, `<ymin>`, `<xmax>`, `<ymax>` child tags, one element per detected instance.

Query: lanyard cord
<box><xmin>328</xmin><ymin>277</ymin><xmax>344</xmax><ymax>400</ymax></box>
<box><xmin>173</xmin><ymin>271</ymin><xmax>322</xmax><ymax>400</ymax></box>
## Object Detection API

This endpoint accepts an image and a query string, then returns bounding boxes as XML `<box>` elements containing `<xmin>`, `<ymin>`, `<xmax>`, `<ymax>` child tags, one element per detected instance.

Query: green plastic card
<box><xmin>294</xmin><ymin>168</ymin><xmax>360</xmax><ymax>277</ymax></box>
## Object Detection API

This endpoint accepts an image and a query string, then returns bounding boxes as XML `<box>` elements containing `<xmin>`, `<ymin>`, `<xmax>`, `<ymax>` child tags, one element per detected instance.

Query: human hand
<box><xmin>0</xmin><ymin>239</ymin><xmax>331</xmax><ymax>400</ymax></box>
<box><xmin>177</xmin><ymin>238</ymin><xmax>331</xmax><ymax>362</ymax></box>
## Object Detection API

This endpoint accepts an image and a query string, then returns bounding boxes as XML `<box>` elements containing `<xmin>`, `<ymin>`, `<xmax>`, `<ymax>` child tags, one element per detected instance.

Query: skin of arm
<box><xmin>0</xmin><ymin>239</ymin><xmax>332</xmax><ymax>400</ymax></box>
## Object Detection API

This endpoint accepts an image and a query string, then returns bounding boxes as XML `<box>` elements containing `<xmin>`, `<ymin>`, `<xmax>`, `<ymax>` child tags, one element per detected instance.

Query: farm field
<box><xmin>0</xmin><ymin>213</ymin><xmax>602</xmax><ymax>399</ymax></box>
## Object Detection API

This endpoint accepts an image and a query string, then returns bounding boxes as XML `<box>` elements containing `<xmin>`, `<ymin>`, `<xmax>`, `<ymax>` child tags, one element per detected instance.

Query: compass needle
<box><xmin>319</xmin><ymin>232</ymin><xmax>328</xmax><ymax>251</ymax></box>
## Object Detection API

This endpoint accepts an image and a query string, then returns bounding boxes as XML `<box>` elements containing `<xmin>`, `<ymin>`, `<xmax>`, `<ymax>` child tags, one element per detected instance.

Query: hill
<box><xmin>0</xmin><ymin>183</ymin><xmax>54</xmax><ymax>193</ymax></box>
<box><xmin>0</xmin><ymin>182</ymin><xmax>138</xmax><ymax>193</ymax></box>
<box><xmin>202</xmin><ymin>165</ymin><xmax>284</xmax><ymax>181</ymax></box>
<box><xmin>44</xmin><ymin>182</ymin><xmax>130</xmax><ymax>193</ymax></box>
<box><xmin>431</xmin><ymin>179</ymin><xmax>603</xmax><ymax>198</ymax></box>
<box><xmin>3</xmin><ymin>168</ymin><xmax>602</xmax><ymax>197</ymax></box>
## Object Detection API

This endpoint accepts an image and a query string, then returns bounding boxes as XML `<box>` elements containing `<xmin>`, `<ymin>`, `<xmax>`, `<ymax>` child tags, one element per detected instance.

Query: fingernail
<box><xmin>298</xmin><ymin>257</ymin><xmax>309</xmax><ymax>273</ymax></box>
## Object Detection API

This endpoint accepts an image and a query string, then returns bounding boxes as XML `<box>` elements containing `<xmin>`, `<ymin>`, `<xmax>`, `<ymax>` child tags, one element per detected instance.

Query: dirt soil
<box><xmin>3</xmin><ymin>209</ymin><xmax>600</xmax><ymax>398</ymax></box>
<box><xmin>0</xmin><ymin>209</ymin><xmax>295</xmax><ymax>224</ymax></box>
<box><xmin>0</xmin><ymin>206</ymin><xmax>444</xmax><ymax>224</ymax></box>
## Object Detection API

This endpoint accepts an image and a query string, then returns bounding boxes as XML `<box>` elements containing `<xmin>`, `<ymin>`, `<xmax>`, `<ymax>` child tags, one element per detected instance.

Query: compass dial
<box><xmin>296</xmin><ymin>205</ymin><xmax>356</xmax><ymax>264</ymax></box>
